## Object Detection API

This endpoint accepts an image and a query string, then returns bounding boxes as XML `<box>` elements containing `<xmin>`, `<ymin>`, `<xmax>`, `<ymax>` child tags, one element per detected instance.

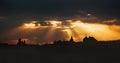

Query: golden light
<box><xmin>70</xmin><ymin>21</ymin><xmax>84</xmax><ymax>28</ymax></box>
<box><xmin>45</xmin><ymin>20</ymin><xmax>62</xmax><ymax>27</ymax></box>
<box><xmin>61</xmin><ymin>29</ymin><xmax>72</xmax><ymax>40</ymax></box>
<box><xmin>62</xmin><ymin>20</ymin><xmax>120</xmax><ymax>41</ymax></box>
<box><xmin>24</xmin><ymin>23</ymin><xmax>36</xmax><ymax>28</ymax></box>
<box><xmin>38</xmin><ymin>24</ymin><xmax>41</xmax><ymax>26</ymax></box>
<box><xmin>5</xmin><ymin>19</ymin><xmax>120</xmax><ymax>45</ymax></box>
<box><xmin>23</xmin><ymin>21</ymin><xmax>41</xmax><ymax>28</ymax></box>
<box><xmin>87</xmin><ymin>13</ymin><xmax>92</xmax><ymax>16</ymax></box>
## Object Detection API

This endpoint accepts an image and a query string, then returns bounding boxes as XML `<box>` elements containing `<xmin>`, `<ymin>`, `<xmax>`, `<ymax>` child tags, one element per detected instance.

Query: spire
<box><xmin>18</xmin><ymin>38</ymin><xmax>22</xmax><ymax>43</ymax></box>
<box><xmin>17</xmin><ymin>38</ymin><xmax>26</xmax><ymax>46</ymax></box>
<box><xmin>23</xmin><ymin>40</ymin><xmax>26</xmax><ymax>44</ymax></box>
<box><xmin>70</xmin><ymin>36</ymin><xmax>74</xmax><ymax>43</ymax></box>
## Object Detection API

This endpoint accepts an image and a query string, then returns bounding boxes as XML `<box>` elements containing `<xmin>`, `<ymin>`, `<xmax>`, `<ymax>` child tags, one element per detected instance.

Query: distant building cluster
<box><xmin>17</xmin><ymin>38</ymin><xmax>26</xmax><ymax>46</ymax></box>
<box><xmin>53</xmin><ymin>36</ymin><xmax>120</xmax><ymax>48</ymax></box>
<box><xmin>0</xmin><ymin>36</ymin><xmax>120</xmax><ymax>48</ymax></box>
<box><xmin>54</xmin><ymin>37</ymin><xmax>75</xmax><ymax>44</ymax></box>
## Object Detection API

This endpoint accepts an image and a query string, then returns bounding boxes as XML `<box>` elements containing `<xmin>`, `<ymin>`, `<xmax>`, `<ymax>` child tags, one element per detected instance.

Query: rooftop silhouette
<box><xmin>17</xmin><ymin>38</ymin><xmax>27</xmax><ymax>46</ymax></box>
<box><xmin>0</xmin><ymin>36</ymin><xmax>120</xmax><ymax>48</ymax></box>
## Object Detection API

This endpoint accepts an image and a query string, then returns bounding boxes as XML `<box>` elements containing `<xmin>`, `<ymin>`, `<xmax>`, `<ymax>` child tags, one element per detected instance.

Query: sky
<box><xmin>0</xmin><ymin>0</ymin><xmax>120</xmax><ymax>44</ymax></box>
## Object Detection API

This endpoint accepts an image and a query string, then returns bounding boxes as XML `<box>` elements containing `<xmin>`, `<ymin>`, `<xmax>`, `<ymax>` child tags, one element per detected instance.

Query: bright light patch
<box><xmin>24</xmin><ymin>23</ymin><xmax>36</xmax><ymax>28</ymax></box>
<box><xmin>45</xmin><ymin>20</ymin><xmax>62</xmax><ymax>27</ymax></box>
<box><xmin>23</xmin><ymin>21</ymin><xmax>40</xmax><ymax>28</ymax></box>
<box><xmin>4</xmin><ymin>20</ymin><xmax>120</xmax><ymax>44</ymax></box>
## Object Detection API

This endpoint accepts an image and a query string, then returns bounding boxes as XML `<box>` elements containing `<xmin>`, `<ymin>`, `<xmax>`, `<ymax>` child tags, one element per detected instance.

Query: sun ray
<box><xmin>70</xmin><ymin>28</ymin><xmax>83</xmax><ymax>42</ymax></box>
<box><xmin>3</xmin><ymin>20</ymin><xmax>120</xmax><ymax>44</ymax></box>
<box><xmin>44</xmin><ymin>27</ymin><xmax>57</xmax><ymax>43</ymax></box>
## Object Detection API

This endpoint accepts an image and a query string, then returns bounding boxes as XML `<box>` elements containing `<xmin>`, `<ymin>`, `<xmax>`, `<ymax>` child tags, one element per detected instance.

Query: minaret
<box><xmin>69</xmin><ymin>36</ymin><xmax>74</xmax><ymax>43</ymax></box>
<box><xmin>18</xmin><ymin>38</ymin><xmax>22</xmax><ymax>43</ymax></box>
<box><xmin>17</xmin><ymin>38</ymin><xmax>26</xmax><ymax>45</ymax></box>
<box><xmin>23</xmin><ymin>40</ymin><xmax>26</xmax><ymax>44</ymax></box>
<box><xmin>17</xmin><ymin>38</ymin><xmax>22</xmax><ymax>45</ymax></box>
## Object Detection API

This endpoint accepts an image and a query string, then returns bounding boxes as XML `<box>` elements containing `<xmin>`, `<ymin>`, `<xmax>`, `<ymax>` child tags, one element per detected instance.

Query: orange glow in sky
<box><xmin>3</xmin><ymin>20</ymin><xmax>120</xmax><ymax>44</ymax></box>
<box><xmin>23</xmin><ymin>21</ymin><xmax>40</xmax><ymax>28</ymax></box>
<box><xmin>24</xmin><ymin>23</ymin><xmax>36</xmax><ymax>28</ymax></box>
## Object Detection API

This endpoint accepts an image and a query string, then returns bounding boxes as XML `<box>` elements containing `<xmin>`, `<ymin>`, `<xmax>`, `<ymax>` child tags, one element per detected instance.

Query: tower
<box><xmin>69</xmin><ymin>36</ymin><xmax>74</xmax><ymax>43</ymax></box>
<box><xmin>18</xmin><ymin>38</ymin><xmax>22</xmax><ymax>43</ymax></box>
<box><xmin>17</xmin><ymin>38</ymin><xmax>26</xmax><ymax>46</ymax></box>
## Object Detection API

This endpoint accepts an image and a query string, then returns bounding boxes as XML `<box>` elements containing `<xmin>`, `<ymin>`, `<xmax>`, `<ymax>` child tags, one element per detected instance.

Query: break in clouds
<box><xmin>0</xmin><ymin>16</ymin><xmax>120</xmax><ymax>45</ymax></box>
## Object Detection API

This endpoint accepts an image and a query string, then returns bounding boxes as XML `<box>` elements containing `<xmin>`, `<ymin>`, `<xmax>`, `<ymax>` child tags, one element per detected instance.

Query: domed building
<box><xmin>83</xmin><ymin>36</ymin><xmax>97</xmax><ymax>47</ymax></box>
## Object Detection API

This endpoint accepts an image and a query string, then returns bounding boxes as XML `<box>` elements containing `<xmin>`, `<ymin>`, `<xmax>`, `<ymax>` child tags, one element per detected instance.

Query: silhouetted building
<box><xmin>83</xmin><ymin>36</ymin><xmax>97</xmax><ymax>47</ymax></box>
<box><xmin>54</xmin><ymin>36</ymin><xmax>75</xmax><ymax>45</ymax></box>
<box><xmin>53</xmin><ymin>35</ymin><xmax>120</xmax><ymax>48</ymax></box>
<box><xmin>69</xmin><ymin>37</ymin><xmax>74</xmax><ymax>43</ymax></box>
<box><xmin>17</xmin><ymin>38</ymin><xmax>26</xmax><ymax>46</ymax></box>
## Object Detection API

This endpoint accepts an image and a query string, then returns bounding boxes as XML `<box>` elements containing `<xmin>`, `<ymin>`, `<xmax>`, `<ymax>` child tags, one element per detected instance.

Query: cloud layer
<box><xmin>0</xmin><ymin>19</ymin><xmax>120</xmax><ymax>44</ymax></box>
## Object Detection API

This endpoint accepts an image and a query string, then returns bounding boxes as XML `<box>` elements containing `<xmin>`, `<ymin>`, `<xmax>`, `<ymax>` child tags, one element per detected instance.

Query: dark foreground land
<box><xmin>0</xmin><ymin>45</ymin><xmax>120</xmax><ymax>63</ymax></box>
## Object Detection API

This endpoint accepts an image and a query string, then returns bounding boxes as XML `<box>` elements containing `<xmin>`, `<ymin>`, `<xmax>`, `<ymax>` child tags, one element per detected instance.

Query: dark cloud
<box><xmin>0</xmin><ymin>0</ymin><xmax>120</xmax><ymax>18</ymax></box>
<box><xmin>0</xmin><ymin>0</ymin><xmax>120</xmax><ymax>44</ymax></box>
